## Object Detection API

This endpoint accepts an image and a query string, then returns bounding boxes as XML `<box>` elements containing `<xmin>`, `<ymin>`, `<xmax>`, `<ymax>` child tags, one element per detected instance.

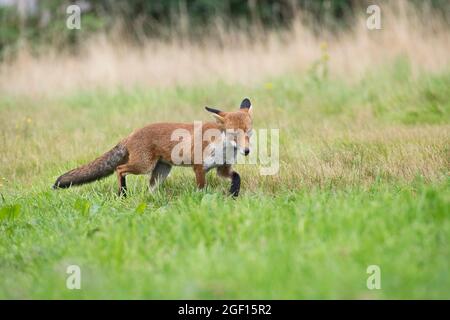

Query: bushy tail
<box><xmin>53</xmin><ymin>144</ymin><xmax>128</xmax><ymax>189</ymax></box>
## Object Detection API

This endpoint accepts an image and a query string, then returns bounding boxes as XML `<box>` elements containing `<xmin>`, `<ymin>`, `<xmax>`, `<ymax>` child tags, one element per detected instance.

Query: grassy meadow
<box><xmin>0</xmin><ymin>3</ymin><xmax>449</xmax><ymax>299</ymax></box>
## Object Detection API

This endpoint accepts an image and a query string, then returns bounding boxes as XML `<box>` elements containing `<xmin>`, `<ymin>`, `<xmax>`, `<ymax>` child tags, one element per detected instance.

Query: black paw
<box><xmin>230</xmin><ymin>172</ymin><xmax>240</xmax><ymax>198</ymax></box>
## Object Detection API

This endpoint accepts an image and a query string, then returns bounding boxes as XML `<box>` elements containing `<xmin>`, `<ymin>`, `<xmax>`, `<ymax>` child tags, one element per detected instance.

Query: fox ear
<box><xmin>205</xmin><ymin>106</ymin><xmax>223</xmax><ymax>115</ymax></box>
<box><xmin>240</xmin><ymin>98</ymin><xmax>252</xmax><ymax>116</ymax></box>
<box><xmin>211</xmin><ymin>113</ymin><xmax>225</xmax><ymax>124</ymax></box>
<box><xmin>205</xmin><ymin>106</ymin><xmax>225</xmax><ymax>123</ymax></box>
<box><xmin>240</xmin><ymin>98</ymin><xmax>251</xmax><ymax>109</ymax></box>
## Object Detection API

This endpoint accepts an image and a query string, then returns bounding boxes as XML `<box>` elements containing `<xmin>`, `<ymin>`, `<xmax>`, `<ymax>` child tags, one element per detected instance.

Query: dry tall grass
<box><xmin>0</xmin><ymin>1</ymin><xmax>449</xmax><ymax>96</ymax></box>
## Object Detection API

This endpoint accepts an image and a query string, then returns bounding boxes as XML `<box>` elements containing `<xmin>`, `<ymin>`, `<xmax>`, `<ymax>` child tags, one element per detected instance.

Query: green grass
<box><xmin>0</xmin><ymin>180</ymin><xmax>449</xmax><ymax>299</ymax></box>
<box><xmin>0</xmin><ymin>60</ymin><xmax>449</xmax><ymax>299</ymax></box>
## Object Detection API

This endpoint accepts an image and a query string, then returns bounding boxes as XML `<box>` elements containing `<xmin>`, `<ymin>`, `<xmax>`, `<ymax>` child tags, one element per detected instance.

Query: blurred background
<box><xmin>0</xmin><ymin>0</ymin><xmax>449</xmax><ymax>95</ymax></box>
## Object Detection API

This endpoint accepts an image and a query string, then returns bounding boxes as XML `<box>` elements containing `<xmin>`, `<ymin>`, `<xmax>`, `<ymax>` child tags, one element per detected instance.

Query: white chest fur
<box><xmin>203</xmin><ymin>134</ymin><xmax>237</xmax><ymax>172</ymax></box>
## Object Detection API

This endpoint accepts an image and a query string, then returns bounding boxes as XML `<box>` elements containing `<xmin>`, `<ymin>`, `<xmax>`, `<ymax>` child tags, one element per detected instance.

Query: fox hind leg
<box><xmin>116</xmin><ymin>170</ymin><xmax>127</xmax><ymax>197</ymax></box>
<box><xmin>116</xmin><ymin>159</ymin><xmax>157</xmax><ymax>197</ymax></box>
<box><xmin>149</xmin><ymin>161</ymin><xmax>172</xmax><ymax>191</ymax></box>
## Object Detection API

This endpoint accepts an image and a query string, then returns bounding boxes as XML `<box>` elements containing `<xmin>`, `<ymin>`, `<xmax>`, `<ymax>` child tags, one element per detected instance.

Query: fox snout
<box><xmin>239</xmin><ymin>147</ymin><xmax>250</xmax><ymax>156</ymax></box>
<box><xmin>236</xmin><ymin>130</ymin><xmax>251</xmax><ymax>156</ymax></box>
<box><xmin>242</xmin><ymin>135</ymin><xmax>251</xmax><ymax>156</ymax></box>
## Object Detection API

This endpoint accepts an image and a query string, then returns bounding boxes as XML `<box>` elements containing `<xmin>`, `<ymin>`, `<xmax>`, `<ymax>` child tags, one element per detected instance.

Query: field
<box><xmin>0</xmin><ymin>3</ymin><xmax>449</xmax><ymax>299</ymax></box>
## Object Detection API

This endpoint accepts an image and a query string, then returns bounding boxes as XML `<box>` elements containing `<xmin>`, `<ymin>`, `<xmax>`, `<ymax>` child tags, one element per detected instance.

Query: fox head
<box><xmin>205</xmin><ymin>98</ymin><xmax>253</xmax><ymax>156</ymax></box>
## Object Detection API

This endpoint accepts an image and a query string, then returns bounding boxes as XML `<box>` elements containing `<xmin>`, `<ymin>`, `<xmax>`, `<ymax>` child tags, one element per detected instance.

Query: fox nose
<box><xmin>244</xmin><ymin>148</ymin><xmax>250</xmax><ymax>156</ymax></box>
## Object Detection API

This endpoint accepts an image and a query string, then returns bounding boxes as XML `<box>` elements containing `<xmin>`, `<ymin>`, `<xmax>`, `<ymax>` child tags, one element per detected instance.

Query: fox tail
<box><xmin>53</xmin><ymin>144</ymin><xmax>128</xmax><ymax>189</ymax></box>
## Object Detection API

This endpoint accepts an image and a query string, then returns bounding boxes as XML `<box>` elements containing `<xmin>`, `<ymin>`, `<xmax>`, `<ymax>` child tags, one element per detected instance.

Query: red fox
<box><xmin>53</xmin><ymin>98</ymin><xmax>253</xmax><ymax>197</ymax></box>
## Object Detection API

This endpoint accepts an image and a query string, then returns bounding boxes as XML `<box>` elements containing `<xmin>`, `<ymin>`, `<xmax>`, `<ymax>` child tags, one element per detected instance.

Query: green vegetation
<box><xmin>0</xmin><ymin>60</ymin><xmax>449</xmax><ymax>298</ymax></box>
<box><xmin>0</xmin><ymin>181</ymin><xmax>448</xmax><ymax>299</ymax></box>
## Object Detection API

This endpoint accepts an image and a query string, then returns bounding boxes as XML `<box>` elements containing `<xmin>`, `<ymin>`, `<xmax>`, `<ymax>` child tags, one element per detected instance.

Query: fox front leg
<box><xmin>193</xmin><ymin>165</ymin><xmax>206</xmax><ymax>190</ymax></box>
<box><xmin>217</xmin><ymin>165</ymin><xmax>241</xmax><ymax>198</ymax></box>
<box><xmin>230</xmin><ymin>171</ymin><xmax>241</xmax><ymax>197</ymax></box>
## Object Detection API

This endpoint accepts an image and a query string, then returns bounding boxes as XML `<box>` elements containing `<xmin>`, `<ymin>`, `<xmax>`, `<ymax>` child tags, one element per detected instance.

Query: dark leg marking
<box><xmin>150</xmin><ymin>161</ymin><xmax>172</xmax><ymax>189</ymax></box>
<box><xmin>119</xmin><ymin>175</ymin><xmax>127</xmax><ymax>197</ymax></box>
<box><xmin>230</xmin><ymin>171</ymin><xmax>241</xmax><ymax>198</ymax></box>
